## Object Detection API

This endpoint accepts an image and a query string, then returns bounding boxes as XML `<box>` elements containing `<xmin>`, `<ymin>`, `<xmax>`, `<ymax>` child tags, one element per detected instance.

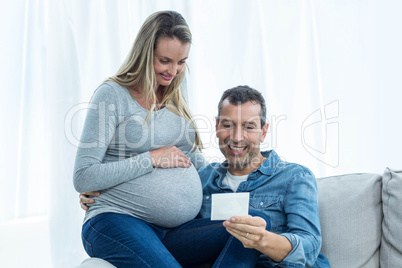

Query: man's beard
<box><xmin>227</xmin><ymin>149</ymin><xmax>260</xmax><ymax>170</ymax></box>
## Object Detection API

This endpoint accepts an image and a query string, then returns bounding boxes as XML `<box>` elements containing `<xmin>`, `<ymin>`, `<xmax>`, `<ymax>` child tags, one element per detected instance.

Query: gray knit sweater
<box><xmin>73</xmin><ymin>81</ymin><xmax>207</xmax><ymax>227</ymax></box>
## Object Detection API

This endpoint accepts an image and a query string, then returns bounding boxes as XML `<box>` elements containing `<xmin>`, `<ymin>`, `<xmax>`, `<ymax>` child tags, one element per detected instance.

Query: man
<box><xmin>197</xmin><ymin>86</ymin><xmax>330</xmax><ymax>267</ymax></box>
<box><xmin>81</xmin><ymin>85</ymin><xmax>330</xmax><ymax>267</ymax></box>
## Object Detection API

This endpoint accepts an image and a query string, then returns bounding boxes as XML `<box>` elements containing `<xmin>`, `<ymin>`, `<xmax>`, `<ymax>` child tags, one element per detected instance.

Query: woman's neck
<box><xmin>128</xmin><ymin>85</ymin><xmax>165</xmax><ymax>110</ymax></box>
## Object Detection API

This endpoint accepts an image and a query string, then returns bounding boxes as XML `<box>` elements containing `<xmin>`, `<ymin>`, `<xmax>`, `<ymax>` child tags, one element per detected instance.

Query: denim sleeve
<box><xmin>73</xmin><ymin>84</ymin><xmax>154</xmax><ymax>193</ymax></box>
<box><xmin>277</xmin><ymin>170</ymin><xmax>322</xmax><ymax>267</ymax></box>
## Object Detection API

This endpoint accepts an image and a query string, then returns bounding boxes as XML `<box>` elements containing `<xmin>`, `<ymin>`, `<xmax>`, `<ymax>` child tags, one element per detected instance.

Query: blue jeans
<box><xmin>82</xmin><ymin>212</ymin><xmax>270</xmax><ymax>267</ymax></box>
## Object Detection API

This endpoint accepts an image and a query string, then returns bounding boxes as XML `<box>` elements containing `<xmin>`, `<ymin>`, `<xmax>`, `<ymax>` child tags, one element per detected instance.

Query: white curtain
<box><xmin>1</xmin><ymin>0</ymin><xmax>401</xmax><ymax>267</ymax></box>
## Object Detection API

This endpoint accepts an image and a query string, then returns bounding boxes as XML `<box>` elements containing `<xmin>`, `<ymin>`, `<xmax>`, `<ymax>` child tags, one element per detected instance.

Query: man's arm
<box><xmin>79</xmin><ymin>191</ymin><xmax>100</xmax><ymax>211</ymax></box>
<box><xmin>225</xmin><ymin>170</ymin><xmax>322</xmax><ymax>266</ymax></box>
<box><xmin>223</xmin><ymin>216</ymin><xmax>292</xmax><ymax>263</ymax></box>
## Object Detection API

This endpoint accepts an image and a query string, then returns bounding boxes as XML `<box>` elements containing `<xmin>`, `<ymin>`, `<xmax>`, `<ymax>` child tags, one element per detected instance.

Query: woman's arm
<box><xmin>73</xmin><ymin>84</ymin><xmax>152</xmax><ymax>192</ymax></box>
<box><xmin>73</xmin><ymin>84</ymin><xmax>191</xmax><ymax>193</ymax></box>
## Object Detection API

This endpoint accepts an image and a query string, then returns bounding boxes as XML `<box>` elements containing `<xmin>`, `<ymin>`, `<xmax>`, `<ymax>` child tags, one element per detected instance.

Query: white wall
<box><xmin>0</xmin><ymin>216</ymin><xmax>51</xmax><ymax>267</ymax></box>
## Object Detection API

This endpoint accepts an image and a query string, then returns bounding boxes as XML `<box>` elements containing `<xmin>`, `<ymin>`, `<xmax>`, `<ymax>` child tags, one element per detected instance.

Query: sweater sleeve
<box><xmin>73</xmin><ymin>84</ymin><xmax>154</xmax><ymax>193</ymax></box>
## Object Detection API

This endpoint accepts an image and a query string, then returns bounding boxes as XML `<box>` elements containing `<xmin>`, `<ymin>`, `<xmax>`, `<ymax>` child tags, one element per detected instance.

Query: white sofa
<box><xmin>317</xmin><ymin>168</ymin><xmax>402</xmax><ymax>267</ymax></box>
<box><xmin>76</xmin><ymin>168</ymin><xmax>402</xmax><ymax>268</ymax></box>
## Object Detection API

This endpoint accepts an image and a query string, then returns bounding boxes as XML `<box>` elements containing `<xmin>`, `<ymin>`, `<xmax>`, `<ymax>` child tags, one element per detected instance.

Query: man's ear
<box><xmin>260</xmin><ymin>123</ymin><xmax>269</xmax><ymax>143</ymax></box>
<box><xmin>215</xmin><ymin>116</ymin><xmax>219</xmax><ymax>137</ymax></box>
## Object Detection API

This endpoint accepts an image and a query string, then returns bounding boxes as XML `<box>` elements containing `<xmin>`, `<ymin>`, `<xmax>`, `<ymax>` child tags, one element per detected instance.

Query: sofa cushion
<box><xmin>317</xmin><ymin>173</ymin><xmax>382</xmax><ymax>268</ymax></box>
<box><xmin>75</xmin><ymin>258</ymin><xmax>116</xmax><ymax>268</ymax></box>
<box><xmin>381</xmin><ymin>168</ymin><xmax>402</xmax><ymax>267</ymax></box>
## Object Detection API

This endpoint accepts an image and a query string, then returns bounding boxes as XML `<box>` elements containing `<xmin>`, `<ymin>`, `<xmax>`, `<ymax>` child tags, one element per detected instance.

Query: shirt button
<box><xmin>260</xmin><ymin>202</ymin><xmax>264</xmax><ymax>206</ymax></box>
<box><xmin>206</xmin><ymin>196</ymin><xmax>210</xmax><ymax>199</ymax></box>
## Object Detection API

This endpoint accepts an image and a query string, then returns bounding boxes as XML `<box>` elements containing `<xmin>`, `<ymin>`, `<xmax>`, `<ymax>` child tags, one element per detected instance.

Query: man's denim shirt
<box><xmin>198</xmin><ymin>150</ymin><xmax>330</xmax><ymax>268</ymax></box>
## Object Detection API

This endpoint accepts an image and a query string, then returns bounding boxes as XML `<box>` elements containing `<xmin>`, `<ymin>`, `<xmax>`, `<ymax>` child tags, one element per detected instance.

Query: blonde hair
<box><xmin>107</xmin><ymin>11</ymin><xmax>202</xmax><ymax>152</ymax></box>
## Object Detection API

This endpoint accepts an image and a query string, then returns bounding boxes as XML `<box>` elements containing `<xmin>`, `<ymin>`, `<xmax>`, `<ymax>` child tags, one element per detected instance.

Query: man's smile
<box><xmin>227</xmin><ymin>144</ymin><xmax>247</xmax><ymax>155</ymax></box>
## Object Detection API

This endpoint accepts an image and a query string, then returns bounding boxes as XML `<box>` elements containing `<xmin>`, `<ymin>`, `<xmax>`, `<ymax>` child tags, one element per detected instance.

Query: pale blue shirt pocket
<box><xmin>249</xmin><ymin>194</ymin><xmax>282</xmax><ymax>231</ymax></box>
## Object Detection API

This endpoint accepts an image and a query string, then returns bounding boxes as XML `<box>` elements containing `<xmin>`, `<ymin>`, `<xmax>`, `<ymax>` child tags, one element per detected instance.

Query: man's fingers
<box><xmin>223</xmin><ymin>218</ymin><xmax>266</xmax><ymax>242</ymax></box>
<box><xmin>230</xmin><ymin>215</ymin><xmax>265</xmax><ymax>225</ymax></box>
<box><xmin>84</xmin><ymin>197</ymin><xmax>94</xmax><ymax>204</ymax></box>
<box><xmin>225</xmin><ymin>216</ymin><xmax>266</xmax><ymax>230</ymax></box>
<box><xmin>226</xmin><ymin>223</ymin><xmax>260</xmax><ymax>234</ymax></box>
<box><xmin>226</xmin><ymin>225</ymin><xmax>255</xmax><ymax>239</ymax></box>
<box><xmin>79</xmin><ymin>192</ymin><xmax>98</xmax><ymax>210</ymax></box>
<box><xmin>80</xmin><ymin>203</ymin><xmax>89</xmax><ymax>211</ymax></box>
<box><xmin>226</xmin><ymin>227</ymin><xmax>255</xmax><ymax>249</ymax></box>
<box><xmin>226</xmin><ymin>227</ymin><xmax>243</xmax><ymax>240</ymax></box>
<box><xmin>79</xmin><ymin>196</ymin><xmax>90</xmax><ymax>211</ymax></box>
<box><xmin>82</xmin><ymin>191</ymin><xmax>100</xmax><ymax>197</ymax></box>
<box><xmin>226</xmin><ymin>227</ymin><xmax>246</xmax><ymax>239</ymax></box>
<box><xmin>80</xmin><ymin>195</ymin><xmax>95</xmax><ymax>205</ymax></box>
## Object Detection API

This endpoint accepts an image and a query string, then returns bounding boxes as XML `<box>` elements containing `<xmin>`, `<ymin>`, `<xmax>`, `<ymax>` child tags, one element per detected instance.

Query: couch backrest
<box><xmin>380</xmin><ymin>168</ymin><xmax>402</xmax><ymax>268</ymax></box>
<box><xmin>317</xmin><ymin>173</ymin><xmax>382</xmax><ymax>268</ymax></box>
<box><xmin>317</xmin><ymin>168</ymin><xmax>402</xmax><ymax>268</ymax></box>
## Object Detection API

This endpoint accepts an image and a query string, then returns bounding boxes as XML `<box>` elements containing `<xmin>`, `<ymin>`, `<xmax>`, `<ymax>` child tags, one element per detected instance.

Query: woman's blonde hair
<box><xmin>107</xmin><ymin>11</ymin><xmax>202</xmax><ymax>152</ymax></box>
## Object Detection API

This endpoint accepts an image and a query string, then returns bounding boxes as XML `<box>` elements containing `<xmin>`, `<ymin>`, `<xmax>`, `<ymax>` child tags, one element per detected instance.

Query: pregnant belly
<box><xmin>104</xmin><ymin>165</ymin><xmax>203</xmax><ymax>228</ymax></box>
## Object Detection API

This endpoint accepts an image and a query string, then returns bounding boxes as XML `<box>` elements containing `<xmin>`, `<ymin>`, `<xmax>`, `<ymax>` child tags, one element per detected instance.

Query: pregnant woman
<box><xmin>73</xmin><ymin>11</ymin><xmax>258</xmax><ymax>268</ymax></box>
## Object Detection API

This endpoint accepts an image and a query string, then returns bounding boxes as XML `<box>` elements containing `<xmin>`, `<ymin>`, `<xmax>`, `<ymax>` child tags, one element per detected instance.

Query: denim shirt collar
<box><xmin>258</xmin><ymin>150</ymin><xmax>281</xmax><ymax>176</ymax></box>
<box><xmin>215</xmin><ymin>150</ymin><xmax>281</xmax><ymax>185</ymax></box>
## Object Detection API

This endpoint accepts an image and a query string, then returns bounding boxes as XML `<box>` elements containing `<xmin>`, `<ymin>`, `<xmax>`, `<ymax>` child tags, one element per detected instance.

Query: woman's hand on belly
<box><xmin>150</xmin><ymin>146</ymin><xmax>192</xmax><ymax>168</ymax></box>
